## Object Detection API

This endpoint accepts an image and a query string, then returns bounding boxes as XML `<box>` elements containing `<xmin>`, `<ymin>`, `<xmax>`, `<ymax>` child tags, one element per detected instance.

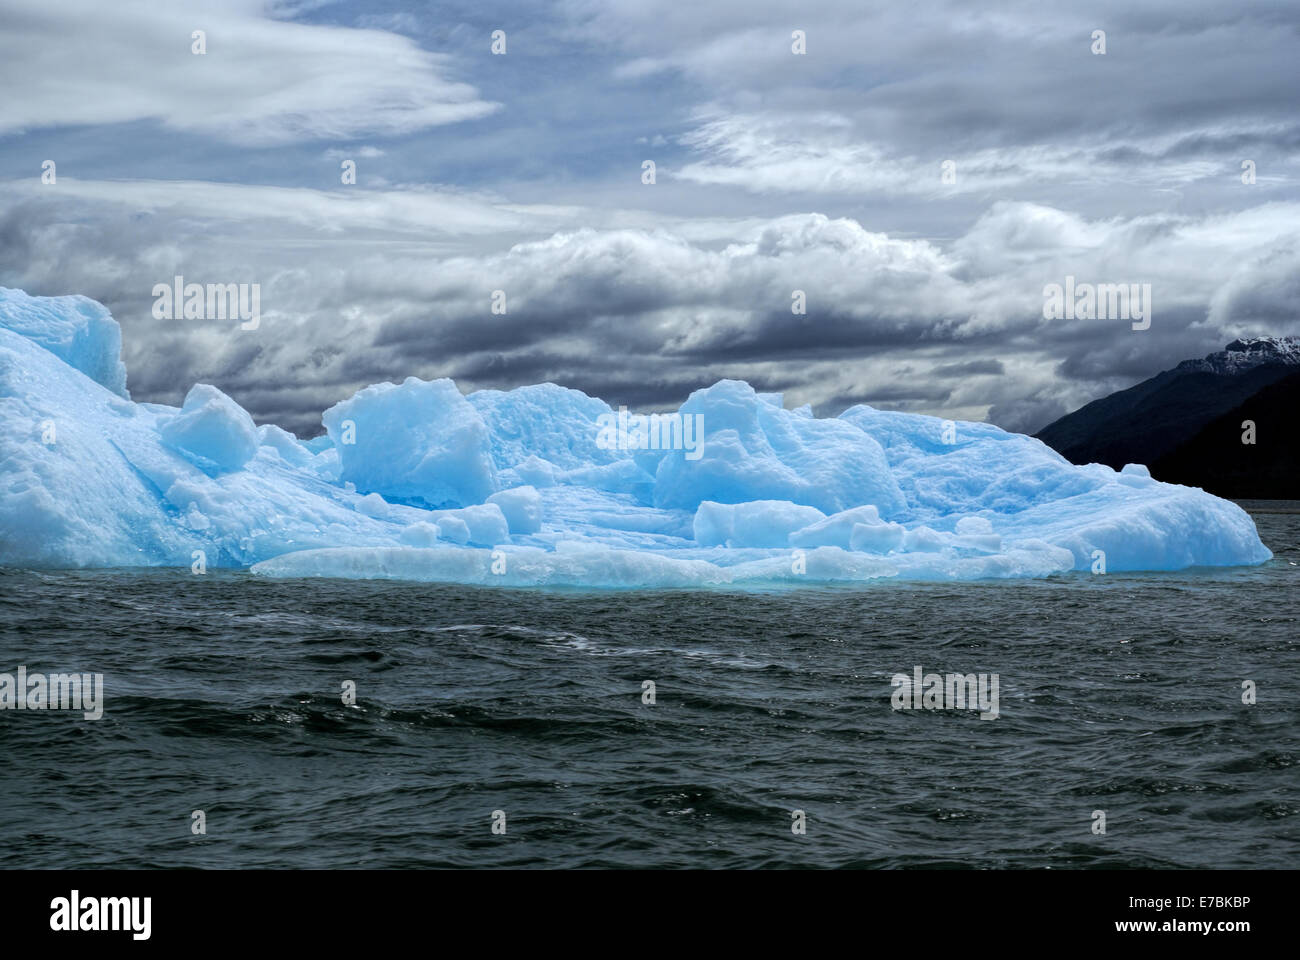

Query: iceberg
<box><xmin>159</xmin><ymin>384</ymin><xmax>261</xmax><ymax>473</ymax></box>
<box><xmin>0</xmin><ymin>288</ymin><xmax>1272</xmax><ymax>585</ymax></box>
<box><xmin>322</xmin><ymin>376</ymin><xmax>498</xmax><ymax>507</ymax></box>
<box><xmin>694</xmin><ymin>500</ymin><xmax>827</xmax><ymax>548</ymax></box>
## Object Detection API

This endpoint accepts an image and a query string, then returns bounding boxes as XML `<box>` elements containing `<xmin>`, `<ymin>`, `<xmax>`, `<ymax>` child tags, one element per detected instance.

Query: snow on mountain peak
<box><xmin>1177</xmin><ymin>336</ymin><xmax>1300</xmax><ymax>375</ymax></box>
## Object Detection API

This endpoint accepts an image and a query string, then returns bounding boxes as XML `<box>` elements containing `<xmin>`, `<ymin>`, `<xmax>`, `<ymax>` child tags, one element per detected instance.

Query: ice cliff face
<box><xmin>0</xmin><ymin>287</ymin><xmax>1272</xmax><ymax>585</ymax></box>
<box><xmin>0</xmin><ymin>288</ymin><xmax>128</xmax><ymax>398</ymax></box>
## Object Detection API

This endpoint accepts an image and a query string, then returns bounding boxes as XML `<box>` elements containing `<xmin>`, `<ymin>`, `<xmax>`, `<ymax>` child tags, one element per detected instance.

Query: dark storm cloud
<box><xmin>987</xmin><ymin>391</ymin><xmax>1071</xmax><ymax>437</ymax></box>
<box><xmin>0</xmin><ymin>0</ymin><xmax>1297</xmax><ymax>437</ymax></box>
<box><xmin>3</xmin><ymin>183</ymin><xmax>1299</xmax><ymax>436</ymax></box>
<box><xmin>933</xmin><ymin>359</ymin><xmax>1006</xmax><ymax>378</ymax></box>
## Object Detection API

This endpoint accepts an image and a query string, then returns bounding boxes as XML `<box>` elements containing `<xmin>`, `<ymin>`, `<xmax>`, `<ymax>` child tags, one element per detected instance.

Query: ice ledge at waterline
<box><xmin>0</xmin><ymin>287</ymin><xmax>1271</xmax><ymax>585</ymax></box>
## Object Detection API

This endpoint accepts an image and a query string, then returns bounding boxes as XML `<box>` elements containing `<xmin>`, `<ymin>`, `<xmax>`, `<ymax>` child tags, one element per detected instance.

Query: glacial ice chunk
<box><xmin>487</xmin><ymin>485</ymin><xmax>543</xmax><ymax>534</ymax></box>
<box><xmin>654</xmin><ymin>380</ymin><xmax>906</xmax><ymax>516</ymax></box>
<box><xmin>158</xmin><ymin>384</ymin><xmax>260</xmax><ymax>473</ymax></box>
<box><xmin>789</xmin><ymin>505</ymin><xmax>883</xmax><ymax>549</ymax></box>
<box><xmin>849</xmin><ymin>521</ymin><xmax>905</xmax><ymax>554</ymax></box>
<box><xmin>693</xmin><ymin>499</ymin><xmax>826</xmax><ymax>548</ymax></box>
<box><xmin>355</xmin><ymin>492</ymin><xmax>391</xmax><ymax>519</ymax></box>
<box><xmin>258</xmin><ymin>424</ymin><xmax>315</xmax><ymax>468</ymax></box>
<box><xmin>469</xmin><ymin>382</ymin><xmax>619</xmax><ymax>471</ymax></box>
<box><xmin>427</xmin><ymin>504</ymin><xmax>509</xmax><ymax>545</ymax></box>
<box><xmin>0</xmin><ymin>287</ymin><xmax>128</xmax><ymax>397</ymax></box>
<box><xmin>322</xmin><ymin>376</ymin><xmax>498</xmax><ymax>508</ymax></box>
<box><xmin>509</xmin><ymin>455</ymin><xmax>559</xmax><ymax>488</ymax></box>
<box><xmin>437</xmin><ymin>516</ymin><xmax>471</xmax><ymax>544</ymax></box>
<box><xmin>0</xmin><ymin>288</ymin><xmax>1275</xmax><ymax>583</ymax></box>
<box><xmin>398</xmin><ymin>521</ymin><xmax>442</xmax><ymax>547</ymax></box>
<box><xmin>250</xmin><ymin>543</ymin><xmax>733</xmax><ymax>589</ymax></box>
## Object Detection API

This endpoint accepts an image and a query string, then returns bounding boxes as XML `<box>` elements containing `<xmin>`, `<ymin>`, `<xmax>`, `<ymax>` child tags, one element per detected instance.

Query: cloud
<box><xmin>586</xmin><ymin>0</ymin><xmax>1300</xmax><ymax>205</ymax></box>
<box><xmin>0</xmin><ymin>0</ymin><xmax>498</xmax><ymax>144</ymax></box>
<box><xmin>323</xmin><ymin>146</ymin><xmax>386</xmax><ymax>160</ymax></box>
<box><xmin>2</xmin><ymin>0</ymin><xmax>1297</xmax><ymax>439</ymax></box>
<box><xmin>1207</xmin><ymin>240</ymin><xmax>1300</xmax><ymax>333</ymax></box>
<box><xmin>674</xmin><ymin>111</ymin><xmax>1244</xmax><ymax>196</ymax></box>
<box><xmin>3</xmin><ymin>178</ymin><xmax>1298</xmax><ymax>437</ymax></box>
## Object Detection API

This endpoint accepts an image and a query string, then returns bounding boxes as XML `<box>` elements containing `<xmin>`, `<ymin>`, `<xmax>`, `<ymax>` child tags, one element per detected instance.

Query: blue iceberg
<box><xmin>0</xmin><ymin>288</ymin><xmax>1271</xmax><ymax>585</ymax></box>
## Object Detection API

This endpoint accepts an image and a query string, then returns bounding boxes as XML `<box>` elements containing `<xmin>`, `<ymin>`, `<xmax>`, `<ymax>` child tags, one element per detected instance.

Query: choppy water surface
<box><xmin>2</xmin><ymin>510</ymin><xmax>1296</xmax><ymax>868</ymax></box>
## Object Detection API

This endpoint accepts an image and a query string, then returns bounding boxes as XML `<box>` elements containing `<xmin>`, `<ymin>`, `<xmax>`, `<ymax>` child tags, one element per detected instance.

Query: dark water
<box><xmin>2</xmin><ymin>511</ymin><xmax>1297</xmax><ymax>869</ymax></box>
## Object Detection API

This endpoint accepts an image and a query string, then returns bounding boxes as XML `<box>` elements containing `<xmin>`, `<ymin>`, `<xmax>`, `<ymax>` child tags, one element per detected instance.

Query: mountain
<box><xmin>1150</xmin><ymin>370</ymin><xmax>1300</xmax><ymax>499</ymax></box>
<box><xmin>1035</xmin><ymin>337</ymin><xmax>1300</xmax><ymax>499</ymax></box>
<box><xmin>1173</xmin><ymin>336</ymin><xmax>1300</xmax><ymax>374</ymax></box>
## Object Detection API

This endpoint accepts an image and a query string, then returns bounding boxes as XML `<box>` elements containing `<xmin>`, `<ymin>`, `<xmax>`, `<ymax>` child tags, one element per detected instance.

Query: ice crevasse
<box><xmin>0</xmin><ymin>288</ymin><xmax>1271</xmax><ymax>587</ymax></box>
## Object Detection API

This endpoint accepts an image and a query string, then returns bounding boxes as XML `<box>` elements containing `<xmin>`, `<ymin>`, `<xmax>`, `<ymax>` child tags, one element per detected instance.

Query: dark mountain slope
<box><xmin>1035</xmin><ymin>337</ymin><xmax>1300</xmax><ymax>474</ymax></box>
<box><xmin>1150</xmin><ymin>370</ymin><xmax>1300</xmax><ymax>499</ymax></box>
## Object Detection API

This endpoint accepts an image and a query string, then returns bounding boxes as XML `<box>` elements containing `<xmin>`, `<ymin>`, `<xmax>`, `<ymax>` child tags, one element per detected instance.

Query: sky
<box><xmin>0</xmin><ymin>0</ymin><xmax>1297</xmax><ymax>437</ymax></box>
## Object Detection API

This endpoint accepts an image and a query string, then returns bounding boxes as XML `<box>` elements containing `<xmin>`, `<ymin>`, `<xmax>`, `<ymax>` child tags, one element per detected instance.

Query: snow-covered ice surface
<box><xmin>0</xmin><ymin>288</ymin><xmax>1271</xmax><ymax>586</ymax></box>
